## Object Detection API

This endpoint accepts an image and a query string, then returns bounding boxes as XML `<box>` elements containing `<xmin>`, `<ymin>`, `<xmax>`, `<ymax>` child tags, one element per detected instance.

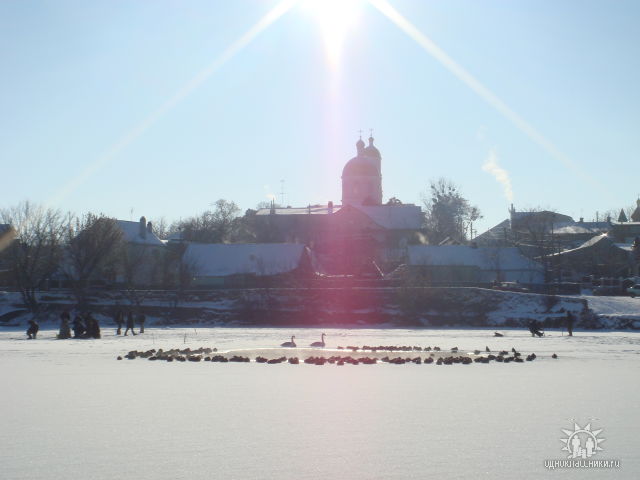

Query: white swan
<box><xmin>310</xmin><ymin>333</ymin><xmax>326</xmax><ymax>348</ymax></box>
<box><xmin>281</xmin><ymin>335</ymin><xmax>296</xmax><ymax>347</ymax></box>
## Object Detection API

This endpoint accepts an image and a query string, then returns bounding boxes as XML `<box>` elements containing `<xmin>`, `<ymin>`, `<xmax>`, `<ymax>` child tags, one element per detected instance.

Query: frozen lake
<box><xmin>1</xmin><ymin>326</ymin><xmax>639</xmax><ymax>479</ymax></box>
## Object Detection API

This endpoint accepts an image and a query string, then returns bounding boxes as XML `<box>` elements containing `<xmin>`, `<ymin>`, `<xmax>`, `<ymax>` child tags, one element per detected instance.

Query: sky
<box><xmin>2</xmin><ymin>0</ymin><xmax>639</xmax><ymax>234</ymax></box>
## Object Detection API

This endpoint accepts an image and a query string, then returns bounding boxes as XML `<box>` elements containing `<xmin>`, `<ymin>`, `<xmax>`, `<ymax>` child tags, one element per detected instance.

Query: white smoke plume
<box><xmin>482</xmin><ymin>149</ymin><xmax>513</xmax><ymax>202</ymax></box>
<box><xmin>263</xmin><ymin>185</ymin><xmax>277</xmax><ymax>202</ymax></box>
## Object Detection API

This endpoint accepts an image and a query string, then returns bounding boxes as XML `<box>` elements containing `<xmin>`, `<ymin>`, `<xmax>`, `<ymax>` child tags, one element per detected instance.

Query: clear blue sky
<box><xmin>2</xmin><ymin>0</ymin><xmax>639</xmax><ymax>233</ymax></box>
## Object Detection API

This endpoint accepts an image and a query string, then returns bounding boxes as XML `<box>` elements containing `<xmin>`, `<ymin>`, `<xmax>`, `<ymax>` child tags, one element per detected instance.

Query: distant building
<box><xmin>184</xmin><ymin>243</ymin><xmax>313</xmax><ymax>287</ymax></box>
<box><xmin>255</xmin><ymin>137</ymin><xmax>423</xmax><ymax>274</ymax></box>
<box><xmin>405</xmin><ymin>245</ymin><xmax>545</xmax><ymax>285</ymax></box>
<box><xmin>610</xmin><ymin>199</ymin><xmax>640</xmax><ymax>243</ymax></box>
<box><xmin>116</xmin><ymin>217</ymin><xmax>164</xmax><ymax>247</ymax></box>
<box><xmin>474</xmin><ymin>205</ymin><xmax>611</xmax><ymax>252</ymax></box>
<box><xmin>113</xmin><ymin>216</ymin><xmax>165</xmax><ymax>286</ymax></box>
<box><xmin>551</xmin><ymin>234</ymin><xmax>634</xmax><ymax>279</ymax></box>
<box><xmin>112</xmin><ymin>217</ymin><xmax>165</xmax><ymax>287</ymax></box>
<box><xmin>342</xmin><ymin>135</ymin><xmax>382</xmax><ymax>206</ymax></box>
<box><xmin>546</xmin><ymin>198</ymin><xmax>640</xmax><ymax>279</ymax></box>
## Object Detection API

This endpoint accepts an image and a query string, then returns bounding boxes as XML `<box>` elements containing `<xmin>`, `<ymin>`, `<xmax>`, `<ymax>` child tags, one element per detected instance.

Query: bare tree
<box><xmin>0</xmin><ymin>202</ymin><xmax>66</xmax><ymax>313</ymax></box>
<box><xmin>149</xmin><ymin>217</ymin><xmax>170</xmax><ymax>240</ymax></box>
<box><xmin>593</xmin><ymin>204</ymin><xmax>636</xmax><ymax>223</ymax></box>
<box><xmin>120</xmin><ymin>243</ymin><xmax>150</xmax><ymax>307</ymax></box>
<box><xmin>174</xmin><ymin>199</ymin><xmax>241</xmax><ymax>243</ymax></box>
<box><xmin>159</xmin><ymin>242</ymin><xmax>199</xmax><ymax>307</ymax></box>
<box><xmin>422</xmin><ymin>178</ymin><xmax>482</xmax><ymax>244</ymax></box>
<box><xmin>63</xmin><ymin>214</ymin><xmax>123</xmax><ymax>308</ymax></box>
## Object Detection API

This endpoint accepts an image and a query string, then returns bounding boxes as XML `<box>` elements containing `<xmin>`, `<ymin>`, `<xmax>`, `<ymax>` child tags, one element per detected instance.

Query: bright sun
<box><xmin>300</xmin><ymin>0</ymin><xmax>365</xmax><ymax>67</ymax></box>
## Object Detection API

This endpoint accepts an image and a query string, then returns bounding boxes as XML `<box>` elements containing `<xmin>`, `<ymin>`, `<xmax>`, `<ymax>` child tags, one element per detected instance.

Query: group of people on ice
<box><xmin>527</xmin><ymin>311</ymin><xmax>575</xmax><ymax>337</ymax></box>
<box><xmin>57</xmin><ymin>311</ymin><xmax>101</xmax><ymax>339</ymax></box>
<box><xmin>113</xmin><ymin>309</ymin><xmax>145</xmax><ymax>336</ymax></box>
<box><xmin>24</xmin><ymin>309</ymin><xmax>147</xmax><ymax>340</ymax></box>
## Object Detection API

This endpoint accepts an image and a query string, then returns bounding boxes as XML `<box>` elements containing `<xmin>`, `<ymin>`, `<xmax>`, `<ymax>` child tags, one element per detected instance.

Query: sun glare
<box><xmin>301</xmin><ymin>0</ymin><xmax>364</xmax><ymax>67</ymax></box>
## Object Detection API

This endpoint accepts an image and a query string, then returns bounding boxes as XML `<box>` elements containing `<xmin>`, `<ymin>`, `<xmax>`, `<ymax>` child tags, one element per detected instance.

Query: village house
<box><xmin>405</xmin><ymin>245</ymin><xmax>545</xmax><ymax>285</ymax></box>
<box><xmin>113</xmin><ymin>216</ymin><xmax>165</xmax><ymax>286</ymax></box>
<box><xmin>474</xmin><ymin>205</ymin><xmax>611</xmax><ymax>252</ymax></box>
<box><xmin>183</xmin><ymin>243</ymin><xmax>314</xmax><ymax>287</ymax></box>
<box><xmin>551</xmin><ymin>234</ymin><xmax>635</xmax><ymax>280</ymax></box>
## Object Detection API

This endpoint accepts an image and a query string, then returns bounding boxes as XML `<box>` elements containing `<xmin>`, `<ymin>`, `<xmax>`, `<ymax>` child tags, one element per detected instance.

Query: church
<box><xmin>255</xmin><ymin>135</ymin><xmax>423</xmax><ymax>275</ymax></box>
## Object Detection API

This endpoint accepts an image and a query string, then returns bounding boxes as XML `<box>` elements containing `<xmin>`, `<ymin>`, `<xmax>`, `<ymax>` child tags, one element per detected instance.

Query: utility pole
<box><xmin>280</xmin><ymin>180</ymin><xmax>286</xmax><ymax>206</ymax></box>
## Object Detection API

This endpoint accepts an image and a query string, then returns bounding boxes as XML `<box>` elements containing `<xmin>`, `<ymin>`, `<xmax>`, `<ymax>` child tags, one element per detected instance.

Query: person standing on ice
<box><xmin>115</xmin><ymin>310</ymin><xmax>124</xmax><ymax>335</ymax></box>
<box><xmin>58</xmin><ymin>311</ymin><xmax>71</xmax><ymax>339</ymax></box>
<box><xmin>85</xmin><ymin>313</ymin><xmax>101</xmax><ymax>339</ymax></box>
<box><xmin>72</xmin><ymin>314</ymin><xmax>85</xmax><ymax>338</ymax></box>
<box><xmin>137</xmin><ymin>313</ymin><xmax>145</xmax><ymax>334</ymax></box>
<box><xmin>566</xmin><ymin>311</ymin><xmax>574</xmax><ymax>336</ymax></box>
<box><xmin>124</xmin><ymin>311</ymin><xmax>136</xmax><ymax>336</ymax></box>
<box><xmin>26</xmin><ymin>319</ymin><xmax>39</xmax><ymax>339</ymax></box>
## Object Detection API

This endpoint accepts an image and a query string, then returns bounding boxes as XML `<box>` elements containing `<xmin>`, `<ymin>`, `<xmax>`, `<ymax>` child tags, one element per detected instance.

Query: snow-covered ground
<box><xmin>584</xmin><ymin>295</ymin><xmax>640</xmax><ymax>319</ymax></box>
<box><xmin>1</xmin><ymin>327</ymin><xmax>639</xmax><ymax>479</ymax></box>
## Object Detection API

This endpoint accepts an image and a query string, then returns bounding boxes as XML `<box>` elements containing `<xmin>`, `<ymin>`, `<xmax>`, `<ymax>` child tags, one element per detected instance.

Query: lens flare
<box><xmin>301</xmin><ymin>0</ymin><xmax>364</xmax><ymax>67</ymax></box>
<box><xmin>368</xmin><ymin>0</ymin><xmax>604</xmax><ymax>191</ymax></box>
<box><xmin>46</xmin><ymin>0</ymin><xmax>297</xmax><ymax>208</ymax></box>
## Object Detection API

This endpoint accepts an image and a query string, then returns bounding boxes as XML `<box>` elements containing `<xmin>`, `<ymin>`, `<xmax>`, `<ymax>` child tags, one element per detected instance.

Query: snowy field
<box><xmin>1</xmin><ymin>326</ymin><xmax>639</xmax><ymax>480</ymax></box>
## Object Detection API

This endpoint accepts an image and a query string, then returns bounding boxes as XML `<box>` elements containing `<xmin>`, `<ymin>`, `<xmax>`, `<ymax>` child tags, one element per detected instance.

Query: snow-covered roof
<box><xmin>407</xmin><ymin>245</ymin><xmax>543</xmax><ymax>272</ymax></box>
<box><xmin>580</xmin><ymin>221</ymin><xmax>611</xmax><ymax>232</ymax></box>
<box><xmin>554</xmin><ymin>224</ymin><xmax>596</xmax><ymax>235</ymax></box>
<box><xmin>554</xmin><ymin>221</ymin><xmax>611</xmax><ymax>235</ymax></box>
<box><xmin>185</xmin><ymin>243</ymin><xmax>307</xmax><ymax>277</ymax></box>
<box><xmin>559</xmin><ymin>234</ymin><xmax>612</xmax><ymax>254</ymax></box>
<box><xmin>511</xmin><ymin>210</ymin><xmax>574</xmax><ymax>224</ymax></box>
<box><xmin>472</xmin><ymin>219</ymin><xmax>511</xmax><ymax>243</ymax></box>
<box><xmin>552</xmin><ymin>234</ymin><xmax>633</xmax><ymax>256</ymax></box>
<box><xmin>116</xmin><ymin>220</ymin><xmax>164</xmax><ymax>246</ymax></box>
<box><xmin>350</xmin><ymin>205</ymin><xmax>422</xmax><ymax>230</ymax></box>
<box><xmin>612</xmin><ymin>222</ymin><xmax>640</xmax><ymax>226</ymax></box>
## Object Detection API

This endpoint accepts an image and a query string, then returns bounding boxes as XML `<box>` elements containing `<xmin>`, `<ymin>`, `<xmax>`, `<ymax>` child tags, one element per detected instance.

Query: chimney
<box><xmin>139</xmin><ymin>216</ymin><xmax>147</xmax><ymax>239</ymax></box>
<box><xmin>269</xmin><ymin>199</ymin><xmax>275</xmax><ymax>215</ymax></box>
<box><xmin>579</xmin><ymin>217</ymin><xmax>584</xmax><ymax>223</ymax></box>
<box><xmin>328</xmin><ymin>201</ymin><xmax>334</xmax><ymax>214</ymax></box>
<box><xmin>147</xmin><ymin>221</ymin><xmax>153</xmax><ymax>234</ymax></box>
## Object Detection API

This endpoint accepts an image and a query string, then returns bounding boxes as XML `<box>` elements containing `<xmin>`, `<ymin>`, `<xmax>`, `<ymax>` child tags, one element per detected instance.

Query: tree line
<box><xmin>0</xmin><ymin>180</ymin><xmax>485</xmax><ymax>311</ymax></box>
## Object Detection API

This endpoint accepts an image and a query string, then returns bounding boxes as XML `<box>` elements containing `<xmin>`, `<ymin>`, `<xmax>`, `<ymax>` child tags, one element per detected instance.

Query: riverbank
<box><xmin>1</xmin><ymin>288</ymin><xmax>638</xmax><ymax>329</ymax></box>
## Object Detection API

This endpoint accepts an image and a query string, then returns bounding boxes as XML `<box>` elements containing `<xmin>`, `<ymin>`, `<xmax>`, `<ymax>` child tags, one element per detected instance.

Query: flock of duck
<box><xmin>117</xmin><ymin>334</ymin><xmax>558</xmax><ymax>364</ymax></box>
